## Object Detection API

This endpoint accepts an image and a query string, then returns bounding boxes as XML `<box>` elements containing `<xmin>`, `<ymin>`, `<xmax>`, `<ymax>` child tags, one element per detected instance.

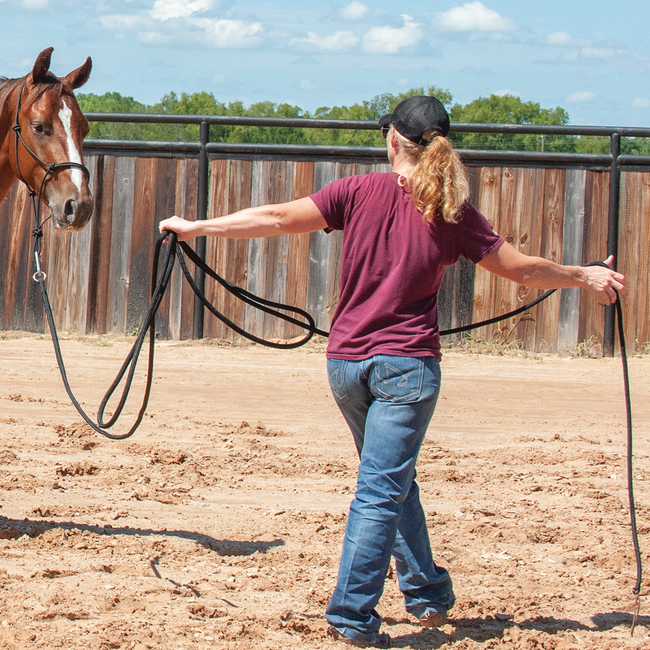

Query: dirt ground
<box><xmin>0</xmin><ymin>333</ymin><xmax>647</xmax><ymax>649</ymax></box>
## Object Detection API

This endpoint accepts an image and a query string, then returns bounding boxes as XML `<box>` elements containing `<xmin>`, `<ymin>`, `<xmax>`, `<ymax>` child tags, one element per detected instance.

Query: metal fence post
<box><xmin>604</xmin><ymin>132</ymin><xmax>621</xmax><ymax>357</ymax></box>
<box><xmin>193</xmin><ymin>120</ymin><xmax>209</xmax><ymax>340</ymax></box>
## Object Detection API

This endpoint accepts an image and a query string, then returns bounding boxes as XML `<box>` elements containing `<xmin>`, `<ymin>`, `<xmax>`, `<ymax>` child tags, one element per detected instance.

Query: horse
<box><xmin>0</xmin><ymin>47</ymin><xmax>94</xmax><ymax>231</ymax></box>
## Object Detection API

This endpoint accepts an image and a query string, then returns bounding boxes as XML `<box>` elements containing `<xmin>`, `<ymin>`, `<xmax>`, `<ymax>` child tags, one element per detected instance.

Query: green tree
<box><xmin>575</xmin><ymin>135</ymin><xmax>610</xmax><ymax>154</ymax></box>
<box><xmin>307</xmin><ymin>86</ymin><xmax>453</xmax><ymax>147</ymax></box>
<box><xmin>146</xmin><ymin>91</ymin><xmax>230</xmax><ymax>141</ymax></box>
<box><xmin>621</xmin><ymin>137</ymin><xmax>650</xmax><ymax>155</ymax></box>
<box><xmin>226</xmin><ymin>101</ymin><xmax>309</xmax><ymax>144</ymax></box>
<box><xmin>450</xmin><ymin>94</ymin><xmax>575</xmax><ymax>152</ymax></box>
<box><xmin>76</xmin><ymin>92</ymin><xmax>148</xmax><ymax>140</ymax></box>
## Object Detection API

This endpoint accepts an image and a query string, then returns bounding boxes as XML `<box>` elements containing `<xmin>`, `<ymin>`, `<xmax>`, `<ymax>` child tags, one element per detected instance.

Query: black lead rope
<box><xmin>34</xmin><ymin>232</ymin><xmax>177</xmax><ymax>440</ymax></box>
<box><xmin>615</xmin><ymin>287</ymin><xmax>643</xmax><ymax>633</ymax></box>
<box><xmin>32</xmin><ymin>230</ymin><xmax>642</xmax><ymax>627</ymax></box>
<box><xmin>582</xmin><ymin>263</ymin><xmax>642</xmax><ymax>632</ymax></box>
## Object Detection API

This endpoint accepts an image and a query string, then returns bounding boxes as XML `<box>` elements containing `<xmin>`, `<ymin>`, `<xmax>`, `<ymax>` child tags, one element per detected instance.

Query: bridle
<box><xmin>12</xmin><ymin>79</ymin><xmax>90</xmax><ymax>279</ymax></box>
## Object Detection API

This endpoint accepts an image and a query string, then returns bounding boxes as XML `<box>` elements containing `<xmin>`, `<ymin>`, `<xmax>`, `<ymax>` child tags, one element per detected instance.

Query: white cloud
<box><xmin>581</xmin><ymin>47</ymin><xmax>616</xmax><ymax>59</ymax></box>
<box><xmin>23</xmin><ymin>0</ymin><xmax>48</xmax><ymax>8</ymax></box>
<box><xmin>290</xmin><ymin>30</ymin><xmax>359</xmax><ymax>52</ymax></box>
<box><xmin>632</xmin><ymin>98</ymin><xmax>650</xmax><ymax>109</ymax></box>
<box><xmin>545</xmin><ymin>31</ymin><xmax>572</xmax><ymax>46</ymax></box>
<box><xmin>566</xmin><ymin>91</ymin><xmax>595</xmax><ymax>103</ymax></box>
<box><xmin>100</xmin><ymin>14</ymin><xmax>146</xmax><ymax>31</ymax></box>
<box><xmin>299</xmin><ymin>80</ymin><xmax>319</xmax><ymax>90</ymax></box>
<box><xmin>562</xmin><ymin>50</ymin><xmax>579</xmax><ymax>62</ymax></box>
<box><xmin>397</xmin><ymin>78</ymin><xmax>409</xmax><ymax>86</ymax></box>
<box><xmin>339</xmin><ymin>1</ymin><xmax>369</xmax><ymax>21</ymax></box>
<box><xmin>362</xmin><ymin>15</ymin><xmax>421</xmax><ymax>54</ymax></box>
<box><xmin>434</xmin><ymin>2</ymin><xmax>517</xmax><ymax>33</ymax></box>
<box><xmin>97</xmin><ymin>5</ymin><xmax>263</xmax><ymax>49</ymax></box>
<box><xmin>138</xmin><ymin>31</ymin><xmax>167</xmax><ymax>44</ymax></box>
<box><xmin>151</xmin><ymin>0</ymin><xmax>216</xmax><ymax>21</ymax></box>
<box><xmin>191</xmin><ymin>18</ymin><xmax>263</xmax><ymax>48</ymax></box>
<box><xmin>544</xmin><ymin>31</ymin><xmax>592</xmax><ymax>47</ymax></box>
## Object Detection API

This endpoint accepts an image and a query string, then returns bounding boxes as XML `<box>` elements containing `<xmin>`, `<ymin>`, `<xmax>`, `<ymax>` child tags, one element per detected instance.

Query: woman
<box><xmin>159</xmin><ymin>96</ymin><xmax>625</xmax><ymax>649</ymax></box>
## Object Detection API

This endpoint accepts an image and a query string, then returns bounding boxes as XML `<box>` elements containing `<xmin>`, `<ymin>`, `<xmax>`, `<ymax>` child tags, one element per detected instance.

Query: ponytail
<box><xmin>394</xmin><ymin>130</ymin><xmax>469</xmax><ymax>224</ymax></box>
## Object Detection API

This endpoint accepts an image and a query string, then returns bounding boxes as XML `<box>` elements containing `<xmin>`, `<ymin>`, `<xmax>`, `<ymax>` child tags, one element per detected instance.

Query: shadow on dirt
<box><xmin>0</xmin><ymin>515</ymin><xmax>284</xmax><ymax>556</ymax></box>
<box><xmin>385</xmin><ymin>612</ymin><xmax>650</xmax><ymax>648</ymax></box>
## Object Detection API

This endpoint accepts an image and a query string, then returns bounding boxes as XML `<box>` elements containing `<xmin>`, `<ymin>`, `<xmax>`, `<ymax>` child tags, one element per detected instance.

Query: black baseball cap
<box><xmin>379</xmin><ymin>95</ymin><xmax>450</xmax><ymax>145</ymax></box>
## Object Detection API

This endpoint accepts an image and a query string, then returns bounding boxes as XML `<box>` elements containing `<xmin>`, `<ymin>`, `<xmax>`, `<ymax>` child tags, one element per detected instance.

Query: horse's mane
<box><xmin>0</xmin><ymin>73</ymin><xmax>68</xmax><ymax>117</ymax></box>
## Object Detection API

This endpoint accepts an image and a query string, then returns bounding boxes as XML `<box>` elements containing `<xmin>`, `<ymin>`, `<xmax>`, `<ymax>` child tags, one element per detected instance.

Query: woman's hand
<box><xmin>158</xmin><ymin>216</ymin><xmax>200</xmax><ymax>242</ymax></box>
<box><xmin>583</xmin><ymin>255</ymin><xmax>627</xmax><ymax>305</ymax></box>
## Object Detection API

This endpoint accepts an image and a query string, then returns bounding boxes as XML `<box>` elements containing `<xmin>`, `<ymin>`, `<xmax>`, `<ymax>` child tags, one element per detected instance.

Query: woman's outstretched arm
<box><xmin>478</xmin><ymin>241</ymin><xmax>627</xmax><ymax>305</ymax></box>
<box><xmin>159</xmin><ymin>196</ymin><xmax>327</xmax><ymax>242</ymax></box>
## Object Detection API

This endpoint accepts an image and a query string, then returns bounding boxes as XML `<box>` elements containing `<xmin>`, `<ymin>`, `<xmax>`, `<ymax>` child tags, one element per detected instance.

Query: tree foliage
<box><xmin>449</xmin><ymin>94</ymin><xmax>574</xmax><ymax>152</ymax></box>
<box><xmin>77</xmin><ymin>87</ymin><xmax>647</xmax><ymax>154</ymax></box>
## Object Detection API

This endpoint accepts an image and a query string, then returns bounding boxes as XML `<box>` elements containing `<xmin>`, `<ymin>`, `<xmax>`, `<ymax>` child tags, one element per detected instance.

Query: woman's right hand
<box><xmin>158</xmin><ymin>216</ymin><xmax>199</xmax><ymax>242</ymax></box>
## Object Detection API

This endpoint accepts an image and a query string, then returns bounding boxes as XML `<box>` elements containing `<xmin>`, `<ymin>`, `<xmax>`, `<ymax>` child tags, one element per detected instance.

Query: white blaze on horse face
<box><xmin>58</xmin><ymin>99</ymin><xmax>83</xmax><ymax>191</ymax></box>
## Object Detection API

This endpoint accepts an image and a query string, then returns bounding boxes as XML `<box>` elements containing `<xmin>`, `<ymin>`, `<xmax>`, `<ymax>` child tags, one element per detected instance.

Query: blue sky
<box><xmin>2</xmin><ymin>0</ymin><xmax>650</xmax><ymax>126</ymax></box>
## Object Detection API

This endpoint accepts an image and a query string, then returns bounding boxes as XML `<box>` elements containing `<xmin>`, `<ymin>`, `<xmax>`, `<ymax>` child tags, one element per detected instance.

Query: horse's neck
<box><xmin>0</xmin><ymin>78</ymin><xmax>20</xmax><ymax>125</ymax></box>
<box><xmin>0</xmin><ymin>79</ymin><xmax>22</xmax><ymax>201</ymax></box>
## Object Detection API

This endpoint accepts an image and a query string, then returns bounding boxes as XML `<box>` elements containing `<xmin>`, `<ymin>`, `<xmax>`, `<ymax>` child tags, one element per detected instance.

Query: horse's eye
<box><xmin>33</xmin><ymin>124</ymin><xmax>44</xmax><ymax>134</ymax></box>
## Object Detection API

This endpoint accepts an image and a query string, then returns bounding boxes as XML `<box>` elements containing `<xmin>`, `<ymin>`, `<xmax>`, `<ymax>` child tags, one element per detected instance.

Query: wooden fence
<box><xmin>1</xmin><ymin>154</ymin><xmax>649</xmax><ymax>353</ymax></box>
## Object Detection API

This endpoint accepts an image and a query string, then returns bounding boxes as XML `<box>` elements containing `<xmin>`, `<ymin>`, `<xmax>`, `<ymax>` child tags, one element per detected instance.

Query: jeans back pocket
<box><xmin>373</xmin><ymin>356</ymin><xmax>424</xmax><ymax>403</ymax></box>
<box><xmin>327</xmin><ymin>359</ymin><xmax>351</xmax><ymax>404</ymax></box>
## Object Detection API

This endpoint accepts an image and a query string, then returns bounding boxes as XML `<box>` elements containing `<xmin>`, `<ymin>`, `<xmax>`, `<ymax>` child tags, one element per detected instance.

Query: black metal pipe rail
<box><xmin>83</xmin><ymin>138</ymin><xmax>617</xmax><ymax>165</ymax></box>
<box><xmin>82</xmin><ymin>112</ymin><xmax>650</xmax><ymax>354</ymax></box>
<box><xmin>85</xmin><ymin>112</ymin><xmax>650</xmax><ymax>138</ymax></box>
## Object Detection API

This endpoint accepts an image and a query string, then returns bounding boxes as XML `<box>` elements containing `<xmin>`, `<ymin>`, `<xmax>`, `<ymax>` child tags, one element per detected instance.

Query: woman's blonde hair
<box><xmin>393</xmin><ymin>128</ymin><xmax>469</xmax><ymax>224</ymax></box>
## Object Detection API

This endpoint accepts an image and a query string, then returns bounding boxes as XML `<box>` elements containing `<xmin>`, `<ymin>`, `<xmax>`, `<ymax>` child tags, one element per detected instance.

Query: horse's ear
<box><xmin>31</xmin><ymin>47</ymin><xmax>54</xmax><ymax>85</ymax></box>
<box><xmin>62</xmin><ymin>57</ymin><xmax>92</xmax><ymax>90</ymax></box>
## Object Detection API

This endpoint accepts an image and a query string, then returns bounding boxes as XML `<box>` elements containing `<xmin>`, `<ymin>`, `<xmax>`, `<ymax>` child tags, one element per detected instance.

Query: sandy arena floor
<box><xmin>0</xmin><ymin>333</ymin><xmax>647</xmax><ymax>649</ymax></box>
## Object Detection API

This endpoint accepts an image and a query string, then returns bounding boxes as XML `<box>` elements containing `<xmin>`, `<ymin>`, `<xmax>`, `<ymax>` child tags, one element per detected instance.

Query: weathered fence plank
<box><xmin>168</xmin><ymin>159</ymin><xmax>187</xmax><ymax>341</ymax></box>
<box><xmin>284</xmin><ymin>161</ymin><xmax>314</xmax><ymax>339</ymax></box>
<box><xmin>246</xmin><ymin>160</ymin><xmax>272</xmax><ymax>338</ymax></box>
<box><xmin>87</xmin><ymin>155</ymin><xmax>115</xmax><ymax>335</ymax></box>
<box><xmin>152</xmin><ymin>158</ymin><xmax>178</xmax><ymax>340</ymax></box>
<box><xmin>262</xmin><ymin>160</ymin><xmax>293</xmax><ymax>340</ymax></box>
<box><xmin>578</xmin><ymin>171</ymin><xmax>608</xmax><ymax>349</ymax></box>
<box><xmin>473</xmin><ymin>167</ymin><xmax>502</xmax><ymax>342</ymax></box>
<box><xmin>516</xmin><ymin>168</ymin><xmax>545</xmax><ymax>349</ymax></box>
<box><xmin>557</xmin><ymin>169</ymin><xmax>587</xmax><ymax>352</ymax></box>
<box><xmin>107</xmin><ymin>156</ymin><xmax>135</xmax><ymax>334</ymax></box>
<box><xmin>494</xmin><ymin>167</ymin><xmax>523</xmax><ymax>342</ymax></box>
<box><xmin>535</xmin><ymin>168</ymin><xmax>565</xmax><ymax>351</ymax></box>
<box><xmin>205</xmin><ymin>158</ymin><xmax>231</xmax><ymax>340</ymax></box>
<box><xmin>127</xmin><ymin>157</ymin><xmax>157</xmax><ymax>336</ymax></box>
<box><xmin>636</xmin><ymin>173</ymin><xmax>650</xmax><ymax>347</ymax></box>
<box><xmin>619</xmin><ymin>171</ymin><xmax>643</xmax><ymax>351</ymax></box>
<box><xmin>2</xmin><ymin>184</ymin><xmax>33</xmax><ymax>331</ymax></box>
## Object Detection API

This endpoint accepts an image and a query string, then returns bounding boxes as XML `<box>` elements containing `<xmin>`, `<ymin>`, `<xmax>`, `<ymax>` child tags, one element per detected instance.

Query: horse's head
<box><xmin>15</xmin><ymin>48</ymin><xmax>93</xmax><ymax>232</ymax></box>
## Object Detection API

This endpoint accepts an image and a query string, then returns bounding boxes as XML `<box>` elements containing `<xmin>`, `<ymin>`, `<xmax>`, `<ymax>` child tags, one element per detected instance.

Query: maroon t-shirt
<box><xmin>311</xmin><ymin>172</ymin><xmax>504</xmax><ymax>360</ymax></box>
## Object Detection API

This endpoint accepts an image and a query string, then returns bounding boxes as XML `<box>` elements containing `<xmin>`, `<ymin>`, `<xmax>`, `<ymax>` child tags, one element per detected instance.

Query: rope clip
<box><xmin>32</xmin><ymin>250</ymin><xmax>46</xmax><ymax>283</ymax></box>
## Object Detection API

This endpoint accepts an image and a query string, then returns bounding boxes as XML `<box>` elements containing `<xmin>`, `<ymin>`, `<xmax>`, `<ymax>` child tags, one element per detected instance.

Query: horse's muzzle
<box><xmin>52</xmin><ymin>194</ymin><xmax>94</xmax><ymax>232</ymax></box>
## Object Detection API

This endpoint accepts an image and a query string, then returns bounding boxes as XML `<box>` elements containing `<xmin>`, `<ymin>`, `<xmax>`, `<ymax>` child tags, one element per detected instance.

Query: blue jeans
<box><xmin>325</xmin><ymin>355</ymin><xmax>454</xmax><ymax>645</ymax></box>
